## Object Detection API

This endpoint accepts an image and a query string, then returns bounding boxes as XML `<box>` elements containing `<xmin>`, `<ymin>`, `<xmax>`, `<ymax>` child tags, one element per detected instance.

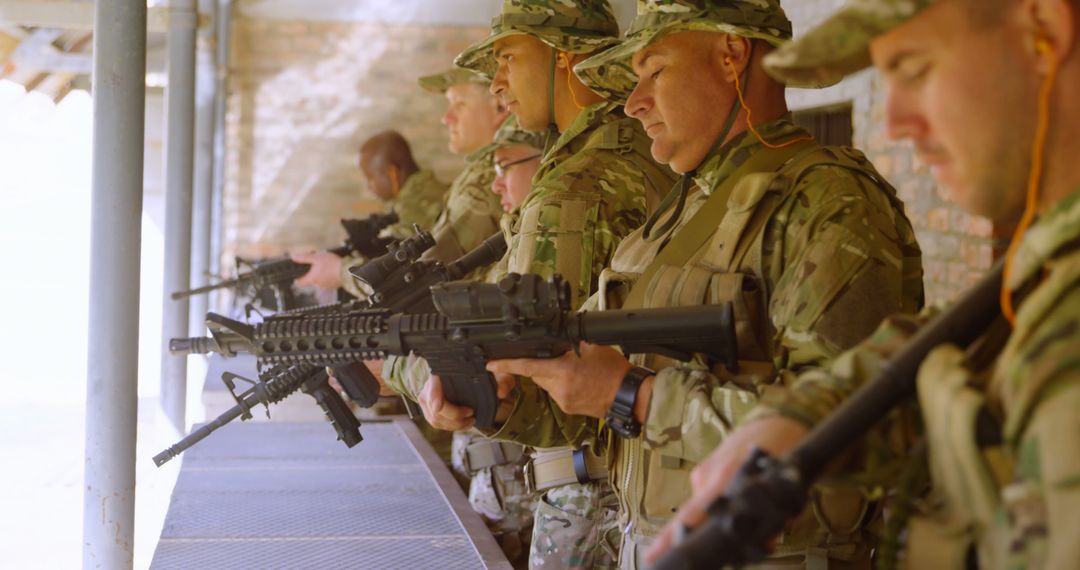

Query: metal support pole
<box><xmin>189</xmin><ymin>22</ymin><xmax>216</xmax><ymax>335</ymax></box>
<box><xmin>208</xmin><ymin>0</ymin><xmax>232</xmax><ymax>313</ymax></box>
<box><xmin>161</xmin><ymin>0</ymin><xmax>199</xmax><ymax>431</ymax></box>
<box><xmin>82</xmin><ymin>0</ymin><xmax>146</xmax><ymax>567</ymax></box>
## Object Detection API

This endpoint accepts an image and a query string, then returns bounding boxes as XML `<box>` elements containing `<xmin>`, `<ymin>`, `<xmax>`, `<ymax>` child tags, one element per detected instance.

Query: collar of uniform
<box><xmin>542</xmin><ymin>101</ymin><xmax>622</xmax><ymax>162</ymax></box>
<box><xmin>693</xmin><ymin>116</ymin><xmax>806</xmax><ymax>196</ymax></box>
<box><xmin>1007</xmin><ymin>187</ymin><xmax>1080</xmax><ymax>290</ymax></box>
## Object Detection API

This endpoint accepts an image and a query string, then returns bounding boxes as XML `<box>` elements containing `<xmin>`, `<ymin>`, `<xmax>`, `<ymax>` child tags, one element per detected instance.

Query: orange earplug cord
<box><xmin>1001</xmin><ymin>37</ymin><xmax>1058</xmax><ymax>327</ymax></box>
<box><xmin>728</xmin><ymin>56</ymin><xmax>813</xmax><ymax>150</ymax></box>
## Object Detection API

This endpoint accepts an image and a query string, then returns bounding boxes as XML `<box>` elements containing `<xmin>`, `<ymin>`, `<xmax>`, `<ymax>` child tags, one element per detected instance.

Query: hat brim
<box><xmin>764</xmin><ymin>4</ymin><xmax>929</xmax><ymax>88</ymax></box>
<box><xmin>577</xmin><ymin>21</ymin><xmax>826</xmax><ymax>105</ymax></box>
<box><xmin>456</xmin><ymin>28</ymin><xmax>622</xmax><ymax>81</ymax></box>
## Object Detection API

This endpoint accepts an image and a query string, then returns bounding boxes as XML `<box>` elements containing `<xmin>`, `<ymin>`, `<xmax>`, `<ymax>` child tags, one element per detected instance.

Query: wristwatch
<box><xmin>606</xmin><ymin>366</ymin><xmax>654</xmax><ymax>439</ymax></box>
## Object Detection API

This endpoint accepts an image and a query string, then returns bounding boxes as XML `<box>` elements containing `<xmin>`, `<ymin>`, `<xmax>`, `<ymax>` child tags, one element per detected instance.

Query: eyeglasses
<box><xmin>494</xmin><ymin>154</ymin><xmax>541</xmax><ymax>177</ymax></box>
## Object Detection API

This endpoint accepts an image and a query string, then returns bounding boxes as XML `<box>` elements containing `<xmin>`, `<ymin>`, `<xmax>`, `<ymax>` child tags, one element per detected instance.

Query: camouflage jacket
<box><xmin>488</xmin><ymin>119</ymin><xmax>925</xmax><ymax>564</ymax></box>
<box><xmin>421</xmin><ymin>156</ymin><xmax>503</xmax><ymax>265</ymax></box>
<box><xmin>751</xmin><ymin>188</ymin><xmax>1080</xmax><ymax>570</ymax></box>
<box><xmin>339</xmin><ymin>169</ymin><xmax>450</xmax><ymax>298</ymax></box>
<box><xmin>493</xmin><ymin>101</ymin><xmax>672</xmax><ymax>308</ymax></box>
<box><xmin>381</xmin><ymin>169</ymin><xmax>449</xmax><ymax>241</ymax></box>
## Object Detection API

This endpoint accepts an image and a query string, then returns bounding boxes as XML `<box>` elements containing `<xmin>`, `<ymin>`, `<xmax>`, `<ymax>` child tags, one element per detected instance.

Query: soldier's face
<box><xmin>870</xmin><ymin>1</ymin><xmax>1034</xmax><ymax>224</ymax></box>
<box><xmin>492</xmin><ymin>35</ymin><xmax>556</xmax><ymax>131</ymax></box>
<box><xmin>626</xmin><ymin>32</ymin><xmax>735</xmax><ymax>174</ymax></box>
<box><xmin>443</xmin><ymin>83</ymin><xmax>506</xmax><ymax>156</ymax></box>
<box><xmin>492</xmin><ymin>145</ymin><xmax>541</xmax><ymax>212</ymax></box>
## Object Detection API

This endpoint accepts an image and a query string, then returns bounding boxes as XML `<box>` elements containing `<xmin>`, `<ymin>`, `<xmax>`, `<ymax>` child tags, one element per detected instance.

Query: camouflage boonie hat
<box><xmin>467</xmin><ymin>115</ymin><xmax>546</xmax><ymax>164</ymax></box>
<box><xmin>454</xmin><ymin>0</ymin><xmax>622</xmax><ymax>80</ymax></box>
<box><xmin>418</xmin><ymin>68</ymin><xmax>490</xmax><ymax>94</ymax></box>
<box><xmin>575</xmin><ymin>0</ymin><xmax>807</xmax><ymax>101</ymax></box>
<box><xmin>764</xmin><ymin>0</ymin><xmax>934</xmax><ymax>88</ymax></box>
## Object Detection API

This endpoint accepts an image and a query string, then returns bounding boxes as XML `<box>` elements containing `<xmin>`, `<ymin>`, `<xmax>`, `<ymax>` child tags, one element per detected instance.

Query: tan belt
<box><xmin>463</xmin><ymin>440</ymin><xmax>525</xmax><ymax>474</ymax></box>
<box><xmin>525</xmin><ymin>447</ymin><xmax>608</xmax><ymax>493</ymax></box>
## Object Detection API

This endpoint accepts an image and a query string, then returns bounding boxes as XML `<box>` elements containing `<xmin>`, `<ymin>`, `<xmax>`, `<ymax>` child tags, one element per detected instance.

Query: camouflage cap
<box><xmin>763</xmin><ymin>0</ymin><xmax>934</xmax><ymax>88</ymax></box>
<box><xmin>454</xmin><ymin>0</ymin><xmax>622</xmax><ymax>80</ymax></box>
<box><xmin>575</xmin><ymin>0</ymin><xmax>804</xmax><ymax>101</ymax></box>
<box><xmin>418</xmin><ymin>68</ymin><xmax>490</xmax><ymax>94</ymax></box>
<box><xmin>467</xmin><ymin>115</ymin><xmax>546</xmax><ymax>164</ymax></box>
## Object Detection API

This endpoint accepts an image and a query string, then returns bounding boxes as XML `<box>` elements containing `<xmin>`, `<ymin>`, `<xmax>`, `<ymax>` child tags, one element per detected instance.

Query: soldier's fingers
<box><xmin>294</xmin><ymin>269</ymin><xmax>316</xmax><ymax>287</ymax></box>
<box><xmin>486</xmin><ymin>358</ymin><xmax>541</xmax><ymax>378</ymax></box>
<box><xmin>493</xmin><ymin>373</ymin><xmax>516</xmax><ymax>399</ymax></box>
<box><xmin>437</xmin><ymin>400</ymin><xmax>476</xmax><ymax>422</ymax></box>
<box><xmin>290</xmin><ymin>250</ymin><xmax>316</xmax><ymax>263</ymax></box>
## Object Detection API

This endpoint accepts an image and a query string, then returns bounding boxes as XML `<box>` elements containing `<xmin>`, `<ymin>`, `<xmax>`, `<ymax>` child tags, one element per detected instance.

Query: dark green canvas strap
<box><xmin>622</xmin><ymin>139</ymin><xmax>815</xmax><ymax>310</ymax></box>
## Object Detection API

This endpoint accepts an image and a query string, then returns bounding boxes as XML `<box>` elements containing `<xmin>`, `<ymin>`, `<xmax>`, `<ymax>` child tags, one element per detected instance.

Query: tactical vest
<box><xmin>603</xmin><ymin>142</ymin><xmax>890</xmax><ymax>568</ymax></box>
<box><xmin>505</xmin><ymin>116</ymin><xmax>674</xmax><ymax>308</ymax></box>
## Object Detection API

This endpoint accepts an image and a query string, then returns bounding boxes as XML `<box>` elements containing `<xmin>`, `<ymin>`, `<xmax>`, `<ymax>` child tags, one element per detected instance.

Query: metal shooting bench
<box><xmin>150</xmin><ymin>419</ymin><xmax>510</xmax><ymax>569</ymax></box>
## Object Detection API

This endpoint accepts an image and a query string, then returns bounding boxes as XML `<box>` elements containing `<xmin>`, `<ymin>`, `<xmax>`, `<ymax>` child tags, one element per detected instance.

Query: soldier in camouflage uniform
<box><xmin>332</xmin><ymin>69</ymin><xmax>507</xmax><ymax>297</ymax></box>
<box><xmin>647</xmin><ymin>1</ymin><xmax>1080</xmax><ymax>569</ymax></box>
<box><xmin>486</xmin><ymin>1</ymin><xmax>925</xmax><ymax>568</ymax></box>
<box><xmin>291</xmin><ymin>130</ymin><xmax>448</xmax><ymax>294</ymax></box>
<box><xmin>383</xmin><ymin>117</ymin><xmax>548</xmax><ymax>568</ymax></box>
<box><xmin>413</xmin><ymin>2</ymin><xmax>678</xmax><ymax>568</ymax></box>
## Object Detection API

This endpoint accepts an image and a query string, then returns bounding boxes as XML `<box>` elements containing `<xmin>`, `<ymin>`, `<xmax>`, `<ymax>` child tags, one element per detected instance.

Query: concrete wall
<box><xmin>785</xmin><ymin>1</ymin><xmax>996</xmax><ymax>304</ymax></box>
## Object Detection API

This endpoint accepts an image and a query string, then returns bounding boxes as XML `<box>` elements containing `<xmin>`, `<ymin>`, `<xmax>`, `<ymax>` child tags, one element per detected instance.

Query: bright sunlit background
<box><xmin>0</xmin><ymin>78</ymin><xmax>202</xmax><ymax>569</ymax></box>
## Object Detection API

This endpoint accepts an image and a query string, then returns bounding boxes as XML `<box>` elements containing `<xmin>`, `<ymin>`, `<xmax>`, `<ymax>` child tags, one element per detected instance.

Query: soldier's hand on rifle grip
<box><xmin>487</xmin><ymin>343</ymin><xmax>634</xmax><ymax>419</ymax></box>
<box><xmin>361</xmin><ymin>360</ymin><xmax>397</xmax><ymax>396</ymax></box>
<box><xmin>418</xmin><ymin>374</ymin><xmax>476</xmax><ymax>431</ymax></box>
<box><xmin>643</xmin><ymin>416</ymin><xmax>810</xmax><ymax>564</ymax></box>
<box><xmin>291</xmin><ymin>250</ymin><xmax>345</xmax><ymax>290</ymax></box>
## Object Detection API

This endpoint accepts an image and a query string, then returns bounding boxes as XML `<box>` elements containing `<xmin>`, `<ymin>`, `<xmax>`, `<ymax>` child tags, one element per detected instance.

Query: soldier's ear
<box><xmin>1021</xmin><ymin>0</ymin><xmax>1075</xmax><ymax>72</ymax></box>
<box><xmin>716</xmin><ymin>33</ymin><xmax>751</xmax><ymax>82</ymax></box>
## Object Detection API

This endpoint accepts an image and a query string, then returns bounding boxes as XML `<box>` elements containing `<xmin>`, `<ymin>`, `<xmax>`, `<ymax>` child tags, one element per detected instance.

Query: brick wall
<box><xmin>785</xmin><ymin>1</ymin><xmax>997</xmax><ymax>304</ymax></box>
<box><xmin>223</xmin><ymin>18</ymin><xmax>488</xmax><ymax>259</ymax></box>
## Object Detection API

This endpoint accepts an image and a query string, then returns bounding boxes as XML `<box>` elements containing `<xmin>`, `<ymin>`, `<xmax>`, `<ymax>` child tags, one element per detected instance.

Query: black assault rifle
<box><xmin>153</xmin><ymin>231</ymin><xmax>509</xmax><ymax>466</ymax></box>
<box><xmin>653</xmin><ymin>260</ymin><xmax>1005</xmax><ymax>570</ymax></box>
<box><xmin>171</xmin><ymin>211</ymin><xmax>400</xmax><ymax>304</ymax></box>
<box><xmin>171</xmin><ymin>273</ymin><xmax>740</xmax><ymax>430</ymax></box>
<box><xmin>153</xmin><ymin>364</ymin><xmax>360</xmax><ymax>467</ymax></box>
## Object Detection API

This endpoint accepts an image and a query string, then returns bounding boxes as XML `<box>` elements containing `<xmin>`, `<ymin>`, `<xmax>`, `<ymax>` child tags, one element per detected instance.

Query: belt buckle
<box><xmin>523</xmin><ymin>458</ymin><xmax>537</xmax><ymax>495</ymax></box>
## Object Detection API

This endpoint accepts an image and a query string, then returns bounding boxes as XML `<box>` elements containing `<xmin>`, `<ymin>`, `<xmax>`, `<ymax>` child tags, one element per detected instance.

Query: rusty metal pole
<box><xmin>82</xmin><ymin>0</ymin><xmax>146</xmax><ymax>567</ymax></box>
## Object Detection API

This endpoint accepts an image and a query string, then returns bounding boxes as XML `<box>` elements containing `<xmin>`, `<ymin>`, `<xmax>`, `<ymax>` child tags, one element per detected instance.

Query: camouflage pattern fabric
<box><xmin>531</xmin><ymin>480</ymin><xmax>620</xmax><ymax>569</ymax></box>
<box><xmin>339</xmin><ymin>169</ymin><xmax>449</xmax><ymax>298</ymax></box>
<box><xmin>418</xmin><ymin>68</ymin><xmax>490</xmax><ymax>94</ymax></box>
<box><xmin>490</xmin><ymin>119</ymin><xmax>924</xmax><ymax>568</ymax></box>
<box><xmin>450</xmin><ymin>430</ymin><xmax>536</xmax><ymax>568</ymax></box>
<box><xmin>575</xmin><ymin>0</ymin><xmax>812</xmax><ymax>102</ymax></box>
<box><xmin>762</xmin><ymin>0</ymin><xmax>935</xmax><ymax>88</ymax></box>
<box><xmin>420</xmin><ymin>153</ymin><xmax>504</xmax><ymax>265</ymax></box>
<box><xmin>751</xmin><ymin>188</ymin><xmax>1080</xmax><ymax>570</ymax></box>
<box><xmin>381</xmin><ymin>169</ymin><xmax>450</xmax><ymax>241</ymax></box>
<box><xmin>469</xmin><ymin>115</ymin><xmax>548</xmax><ymax>167</ymax></box>
<box><xmin>493</xmin><ymin>101</ymin><xmax>674</xmax><ymax>308</ymax></box>
<box><xmin>455</xmin><ymin>0</ymin><xmax>621</xmax><ymax>80</ymax></box>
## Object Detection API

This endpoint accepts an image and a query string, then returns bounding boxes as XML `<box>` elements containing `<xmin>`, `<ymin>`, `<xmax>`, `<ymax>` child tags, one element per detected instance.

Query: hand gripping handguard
<box><xmin>170</xmin><ymin>211</ymin><xmax>400</xmax><ymax>302</ymax></box>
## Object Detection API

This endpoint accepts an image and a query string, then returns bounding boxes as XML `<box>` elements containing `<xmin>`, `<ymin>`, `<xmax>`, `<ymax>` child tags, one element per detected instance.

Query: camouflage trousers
<box><xmin>451</xmin><ymin>431</ymin><xmax>536</xmax><ymax>568</ymax></box>
<box><xmin>530</xmin><ymin>479</ymin><xmax>620</xmax><ymax>569</ymax></box>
